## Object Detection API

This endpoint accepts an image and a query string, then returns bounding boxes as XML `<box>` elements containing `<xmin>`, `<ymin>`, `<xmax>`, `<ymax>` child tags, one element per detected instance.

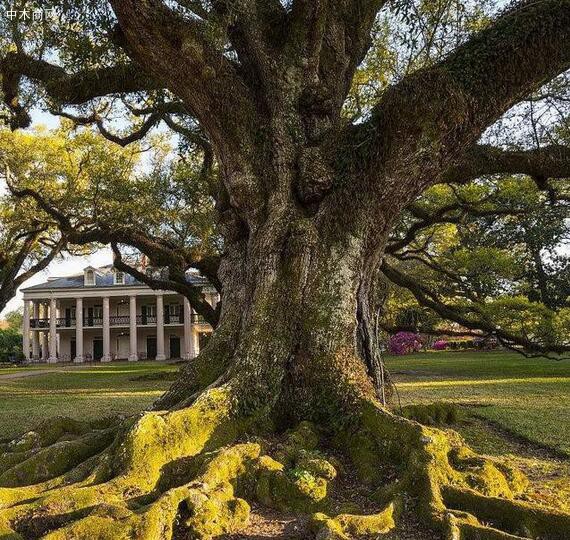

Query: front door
<box><xmin>93</xmin><ymin>338</ymin><xmax>103</xmax><ymax>361</ymax></box>
<box><xmin>147</xmin><ymin>336</ymin><xmax>157</xmax><ymax>360</ymax></box>
<box><xmin>169</xmin><ymin>336</ymin><xmax>181</xmax><ymax>359</ymax></box>
<box><xmin>117</xmin><ymin>335</ymin><xmax>129</xmax><ymax>359</ymax></box>
<box><xmin>70</xmin><ymin>339</ymin><xmax>76</xmax><ymax>360</ymax></box>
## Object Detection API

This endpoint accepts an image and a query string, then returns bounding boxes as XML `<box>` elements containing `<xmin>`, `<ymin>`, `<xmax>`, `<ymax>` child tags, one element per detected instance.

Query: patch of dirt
<box><xmin>220</xmin><ymin>505</ymin><xmax>309</xmax><ymax>539</ymax></box>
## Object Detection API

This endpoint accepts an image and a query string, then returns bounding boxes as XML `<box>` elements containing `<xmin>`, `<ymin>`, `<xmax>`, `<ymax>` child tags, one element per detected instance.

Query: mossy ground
<box><xmin>0</xmin><ymin>355</ymin><xmax>568</xmax><ymax>539</ymax></box>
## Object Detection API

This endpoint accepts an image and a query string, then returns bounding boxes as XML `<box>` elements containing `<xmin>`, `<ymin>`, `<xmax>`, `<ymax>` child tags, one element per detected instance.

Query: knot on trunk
<box><xmin>298</xmin><ymin>84</ymin><xmax>335</xmax><ymax>143</ymax></box>
<box><xmin>295</xmin><ymin>147</ymin><xmax>334</xmax><ymax>205</ymax></box>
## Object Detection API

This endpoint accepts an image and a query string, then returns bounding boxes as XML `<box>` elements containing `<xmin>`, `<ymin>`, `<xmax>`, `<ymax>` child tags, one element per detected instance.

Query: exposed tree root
<box><xmin>0</xmin><ymin>392</ymin><xmax>568</xmax><ymax>539</ymax></box>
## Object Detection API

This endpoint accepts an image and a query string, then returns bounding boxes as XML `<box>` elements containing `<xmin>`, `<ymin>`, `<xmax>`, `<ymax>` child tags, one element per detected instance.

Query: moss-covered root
<box><xmin>442</xmin><ymin>485</ymin><xmax>570</xmax><ymax>540</ymax></box>
<box><xmin>0</xmin><ymin>416</ymin><xmax>119</xmax><ymax>479</ymax></box>
<box><xmin>0</xmin><ymin>385</ymin><xmax>243</xmax><ymax>539</ymax></box>
<box><xmin>254</xmin><ymin>421</ymin><xmax>337</xmax><ymax>513</ymax></box>
<box><xmin>38</xmin><ymin>443</ymin><xmax>261</xmax><ymax>540</ymax></box>
<box><xmin>343</xmin><ymin>400</ymin><xmax>570</xmax><ymax>540</ymax></box>
<box><xmin>310</xmin><ymin>504</ymin><xmax>396</xmax><ymax>539</ymax></box>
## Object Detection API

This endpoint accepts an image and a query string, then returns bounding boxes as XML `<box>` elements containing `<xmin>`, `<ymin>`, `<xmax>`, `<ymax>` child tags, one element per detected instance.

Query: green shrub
<box><xmin>399</xmin><ymin>402</ymin><xmax>461</xmax><ymax>426</ymax></box>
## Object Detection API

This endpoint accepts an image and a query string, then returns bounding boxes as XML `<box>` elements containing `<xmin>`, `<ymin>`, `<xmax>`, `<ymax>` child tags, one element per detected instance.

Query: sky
<box><xmin>1</xmin><ymin>248</ymin><xmax>112</xmax><ymax>316</ymax></box>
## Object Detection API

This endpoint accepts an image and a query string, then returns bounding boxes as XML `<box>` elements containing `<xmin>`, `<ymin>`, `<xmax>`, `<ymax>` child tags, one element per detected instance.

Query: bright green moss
<box><xmin>185</xmin><ymin>491</ymin><xmax>251</xmax><ymax>538</ymax></box>
<box><xmin>311</xmin><ymin>504</ymin><xmax>395</xmax><ymax>539</ymax></box>
<box><xmin>0</xmin><ymin>430</ymin><xmax>115</xmax><ymax>488</ymax></box>
<box><xmin>255</xmin><ymin>452</ymin><xmax>331</xmax><ymax>512</ymax></box>
<box><xmin>296</xmin><ymin>455</ymin><xmax>337</xmax><ymax>481</ymax></box>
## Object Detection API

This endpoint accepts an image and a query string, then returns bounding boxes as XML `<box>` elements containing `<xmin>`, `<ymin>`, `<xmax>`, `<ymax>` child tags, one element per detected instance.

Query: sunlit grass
<box><xmin>0</xmin><ymin>361</ymin><xmax>178</xmax><ymax>439</ymax></box>
<box><xmin>386</xmin><ymin>351</ymin><xmax>570</xmax><ymax>456</ymax></box>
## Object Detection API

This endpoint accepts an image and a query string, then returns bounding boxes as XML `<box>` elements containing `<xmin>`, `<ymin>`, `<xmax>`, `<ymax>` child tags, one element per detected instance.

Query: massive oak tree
<box><xmin>1</xmin><ymin>1</ymin><xmax>570</xmax><ymax>538</ymax></box>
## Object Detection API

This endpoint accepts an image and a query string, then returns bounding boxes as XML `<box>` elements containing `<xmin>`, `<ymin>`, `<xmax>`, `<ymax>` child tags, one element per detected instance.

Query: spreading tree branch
<box><xmin>5</xmin><ymin>169</ymin><xmax>221</xmax><ymax>326</ymax></box>
<box><xmin>109</xmin><ymin>0</ymin><xmax>256</xmax><ymax>156</ymax></box>
<box><xmin>1</xmin><ymin>52</ymin><xmax>162</xmax><ymax>128</ymax></box>
<box><xmin>445</xmin><ymin>144</ymin><xmax>570</xmax><ymax>184</ymax></box>
<box><xmin>350</xmin><ymin>0</ymin><xmax>570</xmax><ymax>197</ymax></box>
<box><xmin>381</xmin><ymin>260</ymin><xmax>570</xmax><ymax>356</ymax></box>
<box><xmin>111</xmin><ymin>242</ymin><xmax>219</xmax><ymax>327</ymax></box>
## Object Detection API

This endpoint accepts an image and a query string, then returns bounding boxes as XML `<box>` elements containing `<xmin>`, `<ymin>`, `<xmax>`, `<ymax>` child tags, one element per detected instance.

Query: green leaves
<box><xmin>384</xmin><ymin>175</ymin><xmax>570</xmax><ymax>353</ymax></box>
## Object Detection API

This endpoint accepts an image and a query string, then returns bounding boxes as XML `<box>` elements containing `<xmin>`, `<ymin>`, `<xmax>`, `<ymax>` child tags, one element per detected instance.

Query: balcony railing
<box><xmin>136</xmin><ymin>315</ymin><xmax>157</xmax><ymax>325</ymax></box>
<box><xmin>30</xmin><ymin>318</ymin><xmax>49</xmax><ymax>329</ymax></box>
<box><xmin>30</xmin><ymin>313</ymin><xmax>204</xmax><ymax>328</ymax></box>
<box><xmin>83</xmin><ymin>317</ymin><xmax>103</xmax><ymax>327</ymax></box>
<box><xmin>165</xmin><ymin>314</ymin><xmax>182</xmax><ymax>324</ymax></box>
<box><xmin>110</xmin><ymin>316</ymin><xmax>130</xmax><ymax>326</ymax></box>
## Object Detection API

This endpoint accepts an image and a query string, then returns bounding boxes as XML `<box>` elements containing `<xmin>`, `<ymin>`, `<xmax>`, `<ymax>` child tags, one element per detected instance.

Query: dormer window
<box><xmin>115</xmin><ymin>271</ymin><xmax>125</xmax><ymax>285</ymax></box>
<box><xmin>85</xmin><ymin>270</ymin><xmax>95</xmax><ymax>286</ymax></box>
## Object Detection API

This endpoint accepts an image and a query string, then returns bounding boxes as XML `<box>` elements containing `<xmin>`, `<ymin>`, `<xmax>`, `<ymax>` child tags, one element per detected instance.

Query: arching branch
<box><xmin>445</xmin><ymin>144</ymin><xmax>570</xmax><ymax>184</ymax></box>
<box><xmin>1</xmin><ymin>52</ymin><xmax>162</xmax><ymax>128</ymax></box>
<box><xmin>381</xmin><ymin>260</ymin><xmax>570</xmax><ymax>356</ymax></box>
<box><xmin>350</xmin><ymin>0</ymin><xmax>570</xmax><ymax>196</ymax></box>
<box><xmin>109</xmin><ymin>0</ymin><xmax>256</xmax><ymax>156</ymax></box>
<box><xmin>111</xmin><ymin>242</ymin><xmax>219</xmax><ymax>327</ymax></box>
<box><xmin>5</xmin><ymin>171</ymin><xmax>221</xmax><ymax>327</ymax></box>
<box><xmin>54</xmin><ymin>110</ymin><xmax>164</xmax><ymax>147</ymax></box>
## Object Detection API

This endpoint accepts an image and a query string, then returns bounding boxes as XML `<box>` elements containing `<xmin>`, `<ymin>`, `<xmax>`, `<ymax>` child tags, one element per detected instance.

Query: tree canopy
<box><xmin>1</xmin><ymin>0</ymin><xmax>569</xmax><ymax>354</ymax></box>
<box><xmin>1</xmin><ymin>2</ymin><xmax>570</xmax><ymax>540</ymax></box>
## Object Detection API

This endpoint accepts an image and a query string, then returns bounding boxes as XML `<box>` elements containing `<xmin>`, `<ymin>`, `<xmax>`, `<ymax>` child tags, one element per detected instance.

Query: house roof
<box><xmin>22</xmin><ymin>265</ymin><xmax>209</xmax><ymax>292</ymax></box>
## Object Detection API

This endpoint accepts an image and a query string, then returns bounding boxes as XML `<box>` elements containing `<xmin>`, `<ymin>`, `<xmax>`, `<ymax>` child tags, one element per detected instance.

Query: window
<box><xmin>115</xmin><ymin>271</ymin><xmax>125</xmax><ymax>285</ymax></box>
<box><xmin>85</xmin><ymin>270</ymin><xmax>95</xmax><ymax>286</ymax></box>
<box><xmin>168</xmin><ymin>304</ymin><xmax>181</xmax><ymax>316</ymax></box>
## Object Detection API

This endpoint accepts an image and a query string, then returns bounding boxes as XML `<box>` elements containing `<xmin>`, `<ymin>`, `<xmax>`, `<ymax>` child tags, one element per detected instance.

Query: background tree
<box><xmin>383</xmin><ymin>176</ymin><xmax>570</xmax><ymax>354</ymax></box>
<box><xmin>2</xmin><ymin>308</ymin><xmax>23</xmax><ymax>331</ymax></box>
<box><xmin>0</xmin><ymin>123</ymin><xmax>222</xmax><ymax>323</ymax></box>
<box><xmin>0</xmin><ymin>1</ymin><xmax>570</xmax><ymax>538</ymax></box>
<box><xmin>0</xmin><ymin>183</ymin><xmax>65</xmax><ymax>313</ymax></box>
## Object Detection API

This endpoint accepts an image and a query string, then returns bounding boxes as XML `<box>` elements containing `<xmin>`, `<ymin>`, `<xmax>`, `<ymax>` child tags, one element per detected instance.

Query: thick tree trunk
<box><xmin>157</xmin><ymin>196</ymin><xmax>384</xmax><ymax>420</ymax></box>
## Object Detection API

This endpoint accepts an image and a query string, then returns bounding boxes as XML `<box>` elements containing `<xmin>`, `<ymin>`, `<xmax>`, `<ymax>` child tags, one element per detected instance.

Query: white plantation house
<box><xmin>20</xmin><ymin>264</ymin><xmax>217</xmax><ymax>363</ymax></box>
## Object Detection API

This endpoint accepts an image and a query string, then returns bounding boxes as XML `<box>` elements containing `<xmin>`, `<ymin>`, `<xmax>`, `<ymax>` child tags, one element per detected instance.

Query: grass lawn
<box><xmin>1</xmin><ymin>352</ymin><xmax>568</xmax><ymax>459</ymax></box>
<box><xmin>386</xmin><ymin>351</ymin><xmax>570</xmax><ymax>457</ymax></box>
<box><xmin>0</xmin><ymin>361</ymin><xmax>178</xmax><ymax>440</ymax></box>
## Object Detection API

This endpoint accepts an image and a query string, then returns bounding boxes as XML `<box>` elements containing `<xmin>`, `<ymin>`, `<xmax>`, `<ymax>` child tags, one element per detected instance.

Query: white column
<box><xmin>32</xmin><ymin>301</ymin><xmax>40</xmax><ymax>361</ymax></box>
<box><xmin>156</xmin><ymin>294</ymin><xmax>166</xmax><ymax>361</ymax></box>
<box><xmin>102</xmin><ymin>296</ymin><xmax>111</xmax><ymax>362</ymax></box>
<box><xmin>41</xmin><ymin>302</ymin><xmax>49</xmax><ymax>362</ymax></box>
<box><xmin>48</xmin><ymin>298</ymin><xmax>58</xmax><ymax>363</ymax></box>
<box><xmin>129</xmin><ymin>295</ymin><xmax>138</xmax><ymax>361</ymax></box>
<box><xmin>192</xmin><ymin>328</ymin><xmax>200</xmax><ymax>358</ymax></box>
<box><xmin>74</xmin><ymin>298</ymin><xmax>84</xmax><ymax>363</ymax></box>
<box><xmin>183</xmin><ymin>298</ymin><xmax>192</xmax><ymax>360</ymax></box>
<box><xmin>22</xmin><ymin>300</ymin><xmax>30</xmax><ymax>361</ymax></box>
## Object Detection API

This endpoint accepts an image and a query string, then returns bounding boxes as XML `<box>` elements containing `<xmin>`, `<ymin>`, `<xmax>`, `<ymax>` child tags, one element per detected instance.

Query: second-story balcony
<box><xmin>30</xmin><ymin>312</ymin><xmax>204</xmax><ymax>329</ymax></box>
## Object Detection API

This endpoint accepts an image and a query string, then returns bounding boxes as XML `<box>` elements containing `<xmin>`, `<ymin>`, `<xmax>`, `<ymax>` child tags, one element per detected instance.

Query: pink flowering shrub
<box><xmin>388</xmin><ymin>332</ymin><xmax>423</xmax><ymax>355</ymax></box>
<box><xmin>433</xmin><ymin>339</ymin><xmax>448</xmax><ymax>351</ymax></box>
